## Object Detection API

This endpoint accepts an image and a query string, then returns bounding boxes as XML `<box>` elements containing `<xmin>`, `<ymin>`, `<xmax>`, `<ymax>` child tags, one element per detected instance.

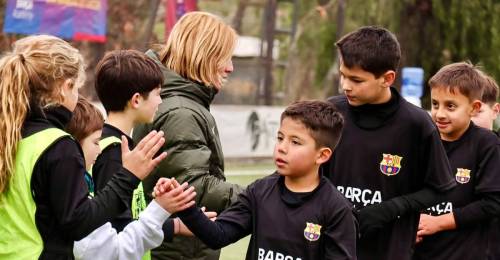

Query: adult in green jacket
<box><xmin>134</xmin><ymin>12</ymin><xmax>244</xmax><ymax>260</ymax></box>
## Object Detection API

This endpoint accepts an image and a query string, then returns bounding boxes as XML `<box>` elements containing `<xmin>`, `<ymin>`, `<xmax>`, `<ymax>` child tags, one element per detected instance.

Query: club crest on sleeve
<box><xmin>304</xmin><ymin>222</ymin><xmax>321</xmax><ymax>242</ymax></box>
<box><xmin>455</xmin><ymin>168</ymin><xmax>471</xmax><ymax>184</ymax></box>
<box><xmin>379</xmin><ymin>153</ymin><xmax>403</xmax><ymax>176</ymax></box>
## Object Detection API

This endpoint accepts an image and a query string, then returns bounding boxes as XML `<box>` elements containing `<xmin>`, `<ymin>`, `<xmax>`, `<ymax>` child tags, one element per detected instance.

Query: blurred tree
<box><xmin>281</xmin><ymin>0</ymin><xmax>500</xmax><ymax>106</ymax></box>
<box><xmin>1</xmin><ymin>0</ymin><xmax>499</xmax><ymax>104</ymax></box>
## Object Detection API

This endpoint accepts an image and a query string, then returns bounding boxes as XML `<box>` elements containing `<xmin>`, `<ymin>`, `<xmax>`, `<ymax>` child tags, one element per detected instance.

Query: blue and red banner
<box><xmin>3</xmin><ymin>0</ymin><xmax>107</xmax><ymax>43</ymax></box>
<box><xmin>165</xmin><ymin>0</ymin><xmax>197</xmax><ymax>38</ymax></box>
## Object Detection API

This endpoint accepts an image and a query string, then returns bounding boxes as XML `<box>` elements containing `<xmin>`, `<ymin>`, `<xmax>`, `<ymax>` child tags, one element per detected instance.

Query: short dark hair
<box><xmin>429</xmin><ymin>62</ymin><xmax>486</xmax><ymax>102</ymax></box>
<box><xmin>336</xmin><ymin>26</ymin><xmax>401</xmax><ymax>77</ymax></box>
<box><xmin>481</xmin><ymin>74</ymin><xmax>499</xmax><ymax>105</ymax></box>
<box><xmin>281</xmin><ymin>100</ymin><xmax>344</xmax><ymax>150</ymax></box>
<box><xmin>66</xmin><ymin>97</ymin><xmax>104</xmax><ymax>142</ymax></box>
<box><xmin>95</xmin><ymin>50</ymin><xmax>163</xmax><ymax>112</ymax></box>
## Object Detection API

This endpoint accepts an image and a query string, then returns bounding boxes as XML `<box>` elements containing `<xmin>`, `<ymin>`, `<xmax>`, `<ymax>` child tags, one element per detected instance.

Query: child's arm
<box><xmin>324</xmin><ymin>205</ymin><xmax>357</xmax><ymax>260</ymax></box>
<box><xmin>356</xmin><ymin>187</ymin><xmax>449</xmax><ymax>235</ymax></box>
<box><xmin>73</xmin><ymin>200</ymin><xmax>170</xmax><ymax>260</ymax></box>
<box><xmin>43</xmin><ymin>131</ymin><xmax>166</xmax><ymax>241</ymax></box>
<box><xmin>417</xmin><ymin>213</ymin><xmax>455</xmax><ymax>238</ymax></box>
<box><xmin>173</xmin><ymin>184</ymin><xmax>254</xmax><ymax>249</ymax></box>
<box><xmin>418</xmin><ymin>193</ymin><xmax>500</xmax><ymax>237</ymax></box>
<box><xmin>74</xmin><ymin>178</ymin><xmax>195</xmax><ymax>260</ymax></box>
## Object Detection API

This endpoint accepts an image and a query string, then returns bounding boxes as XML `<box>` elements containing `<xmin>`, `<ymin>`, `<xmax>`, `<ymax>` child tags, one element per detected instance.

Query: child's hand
<box><xmin>201</xmin><ymin>207</ymin><xmax>217</xmax><ymax>222</ymax></box>
<box><xmin>415</xmin><ymin>234</ymin><xmax>423</xmax><ymax>244</ymax></box>
<box><xmin>418</xmin><ymin>214</ymin><xmax>436</xmax><ymax>237</ymax></box>
<box><xmin>122</xmin><ymin>131</ymin><xmax>167</xmax><ymax>180</ymax></box>
<box><xmin>152</xmin><ymin>177</ymin><xmax>174</xmax><ymax>198</ymax></box>
<box><xmin>175</xmin><ymin>207</ymin><xmax>217</xmax><ymax>236</ymax></box>
<box><xmin>155</xmin><ymin>181</ymin><xmax>196</xmax><ymax>214</ymax></box>
<box><xmin>418</xmin><ymin>213</ymin><xmax>456</xmax><ymax>238</ymax></box>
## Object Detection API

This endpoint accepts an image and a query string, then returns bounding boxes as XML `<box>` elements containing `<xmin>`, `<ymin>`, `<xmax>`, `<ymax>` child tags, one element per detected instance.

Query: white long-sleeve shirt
<box><xmin>73</xmin><ymin>200</ymin><xmax>170</xmax><ymax>260</ymax></box>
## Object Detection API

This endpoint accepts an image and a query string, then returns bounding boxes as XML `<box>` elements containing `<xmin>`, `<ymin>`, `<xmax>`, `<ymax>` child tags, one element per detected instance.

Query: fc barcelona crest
<box><xmin>455</xmin><ymin>168</ymin><xmax>471</xmax><ymax>184</ymax></box>
<box><xmin>380</xmin><ymin>153</ymin><xmax>403</xmax><ymax>176</ymax></box>
<box><xmin>304</xmin><ymin>222</ymin><xmax>322</xmax><ymax>242</ymax></box>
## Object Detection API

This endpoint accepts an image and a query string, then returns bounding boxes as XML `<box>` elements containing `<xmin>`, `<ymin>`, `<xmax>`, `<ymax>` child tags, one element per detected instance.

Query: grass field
<box><xmin>218</xmin><ymin>162</ymin><xmax>274</xmax><ymax>260</ymax></box>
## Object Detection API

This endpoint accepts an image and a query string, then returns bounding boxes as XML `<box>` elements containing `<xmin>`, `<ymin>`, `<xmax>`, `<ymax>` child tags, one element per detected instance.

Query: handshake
<box><xmin>151</xmin><ymin>178</ymin><xmax>216</xmax><ymax>235</ymax></box>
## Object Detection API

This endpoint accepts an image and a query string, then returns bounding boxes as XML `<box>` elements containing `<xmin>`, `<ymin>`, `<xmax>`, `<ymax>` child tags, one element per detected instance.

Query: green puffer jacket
<box><xmin>133</xmin><ymin>50</ymin><xmax>244</xmax><ymax>260</ymax></box>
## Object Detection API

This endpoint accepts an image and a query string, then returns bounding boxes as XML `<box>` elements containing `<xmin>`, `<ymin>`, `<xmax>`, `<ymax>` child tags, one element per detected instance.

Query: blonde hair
<box><xmin>0</xmin><ymin>35</ymin><xmax>85</xmax><ymax>193</ymax></box>
<box><xmin>160</xmin><ymin>11</ymin><xmax>237</xmax><ymax>88</ymax></box>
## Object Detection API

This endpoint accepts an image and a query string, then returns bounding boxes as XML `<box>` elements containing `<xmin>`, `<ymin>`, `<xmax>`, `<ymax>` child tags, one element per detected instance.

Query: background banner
<box><xmin>165</xmin><ymin>0</ymin><xmax>197</xmax><ymax>38</ymax></box>
<box><xmin>3</xmin><ymin>0</ymin><xmax>107</xmax><ymax>42</ymax></box>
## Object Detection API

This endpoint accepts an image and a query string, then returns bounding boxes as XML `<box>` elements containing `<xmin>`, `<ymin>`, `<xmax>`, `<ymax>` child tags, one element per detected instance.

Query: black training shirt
<box><xmin>414</xmin><ymin>123</ymin><xmax>500</xmax><ymax>260</ymax></box>
<box><xmin>178</xmin><ymin>173</ymin><xmax>357</xmax><ymax>260</ymax></box>
<box><xmin>92</xmin><ymin>124</ymin><xmax>134</xmax><ymax>232</ymax></box>
<box><xmin>323</xmin><ymin>89</ymin><xmax>455</xmax><ymax>260</ymax></box>
<box><xmin>92</xmin><ymin>123</ymin><xmax>174</xmax><ymax>240</ymax></box>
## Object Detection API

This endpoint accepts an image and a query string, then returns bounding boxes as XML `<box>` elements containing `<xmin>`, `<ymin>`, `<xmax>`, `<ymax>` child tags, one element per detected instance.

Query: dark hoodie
<box><xmin>133</xmin><ymin>50</ymin><xmax>244</xmax><ymax>260</ymax></box>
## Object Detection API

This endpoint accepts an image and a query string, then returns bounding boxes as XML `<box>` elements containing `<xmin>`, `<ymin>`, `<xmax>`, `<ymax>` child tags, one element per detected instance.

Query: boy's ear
<box><xmin>381</xmin><ymin>70</ymin><xmax>396</xmax><ymax>88</ymax></box>
<box><xmin>129</xmin><ymin>93</ymin><xmax>142</xmax><ymax>109</ymax></box>
<box><xmin>493</xmin><ymin>103</ymin><xmax>500</xmax><ymax>117</ymax></box>
<box><xmin>316</xmin><ymin>147</ymin><xmax>332</xmax><ymax>165</ymax></box>
<box><xmin>470</xmin><ymin>100</ymin><xmax>482</xmax><ymax>116</ymax></box>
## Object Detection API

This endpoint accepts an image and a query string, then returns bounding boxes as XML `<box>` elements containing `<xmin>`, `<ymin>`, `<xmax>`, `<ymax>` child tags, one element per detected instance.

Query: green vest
<box><xmin>98</xmin><ymin>136</ymin><xmax>146</xmax><ymax>220</ymax></box>
<box><xmin>0</xmin><ymin>128</ymin><xmax>69</xmax><ymax>259</ymax></box>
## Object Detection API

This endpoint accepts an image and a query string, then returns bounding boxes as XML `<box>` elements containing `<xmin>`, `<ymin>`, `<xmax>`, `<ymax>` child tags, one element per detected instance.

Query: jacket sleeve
<box><xmin>38</xmin><ymin>137</ymin><xmax>140</xmax><ymax>240</ymax></box>
<box><xmin>73</xmin><ymin>200</ymin><xmax>171</xmax><ymax>260</ymax></box>
<box><xmin>145</xmin><ymin>108</ymin><xmax>244</xmax><ymax>213</ymax></box>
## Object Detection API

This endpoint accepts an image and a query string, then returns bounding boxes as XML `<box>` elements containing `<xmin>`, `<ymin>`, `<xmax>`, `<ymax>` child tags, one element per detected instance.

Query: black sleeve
<box><xmin>453</xmin><ymin>193</ymin><xmax>500</xmax><ymax>228</ymax></box>
<box><xmin>421</xmin><ymin>126</ymin><xmax>456</xmax><ymax>191</ymax></box>
<box><xmin>177</xmin><ymin>187</ymin><xmax>254</xmax><ymax>249</ymax></box>
<box><xmin>474</xmin><ymin>136</ymin><xmax>500</xmax><ymax>193</ymax></box>
<box><xmin>36</xmin><ymin>138</ymin><xmax>140</xmax><ymax>240</ymax></box>
<box><xmin>162</xmin><ymin>219</ymin><xmax>174</xmax><ymax>242</ymax></box>
<box><xmin>324</xmin><ymin>203</ymin><xmax>357</xmax><ymax>260</ymax></box>
<box><xmin>92</xmin><ymin>144</ymin><xmax>122</xmax><ymax>191</ymax></box>
<box><xmin>356</xmin><ymin>187</ymin><xmax>450</xmax><ymax>235</ymax></box>
<box><xmin>392</xmin><ymin>187</ymin><xmax>451</xmax><ymax>214</ymax></box>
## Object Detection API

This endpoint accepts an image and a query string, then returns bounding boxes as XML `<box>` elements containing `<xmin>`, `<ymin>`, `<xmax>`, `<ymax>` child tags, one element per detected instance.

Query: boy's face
<box><xmin>431</xmin><ymin>87</ymin><xmax>480</xmax><ymax>141</ymax></box>
<box><xmin>471</xmin><ymin>102</ymin><xmax>499</xmax><ymax>130</ymax></box>
<box><xmin>339</xmin><ymin>63</ymin><xmax>393</xmax><ymax>106</ymax></box>
<box><xmin>274</xmin><ymin>117</ymin><xmax>330</xmax><ymax>178</ymax></box>
<box><xmin>136</xmin><ymin>87</ymin><xmax>162</xmax><ymax>123</ymax></box>
<box><xmin>81</xmin><ymin>130</ymin><xmax>102</xmax><ymax>171</ymax></box>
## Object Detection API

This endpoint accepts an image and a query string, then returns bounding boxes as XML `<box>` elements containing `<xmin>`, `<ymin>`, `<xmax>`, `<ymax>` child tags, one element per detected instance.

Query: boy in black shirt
<box><xmin>92</xmin><ymin>50</ymin><xmax>168</xmax><ymax>232</ymax></box>
<box><xmin>322</xmin><ymin>26</ymin><xmax>456</xmax><ymax>260</ymax></box>
<box><xmin>413</xmin><ymin>62</ymin><xmax>500</xmax><ymax>260</ymax></box>
<box><xmin>163</xmin><ymin>101</ymin><xmax>357</xmax><ymax>260</ymax></box>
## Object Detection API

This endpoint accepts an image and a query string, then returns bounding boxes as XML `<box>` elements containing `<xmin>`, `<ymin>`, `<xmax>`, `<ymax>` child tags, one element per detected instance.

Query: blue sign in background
<box><xmin>3</xmin><ymin>0</ymin><xmax>107</xmax><ymax>42</ymax></box>
<box><xmin>402</xmin><ymin>67</ymin><xmax>424</xmax><ymax>98</ymax></box>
